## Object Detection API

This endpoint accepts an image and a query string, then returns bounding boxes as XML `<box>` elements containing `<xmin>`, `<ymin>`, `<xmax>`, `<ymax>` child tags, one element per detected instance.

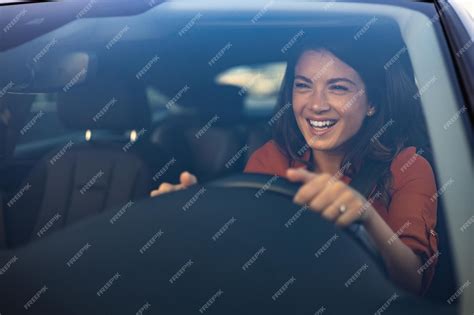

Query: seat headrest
<box><xmin>57</xmin><ymin>82</ymin><xmax>150</xmax><ymax>131</ymax></box>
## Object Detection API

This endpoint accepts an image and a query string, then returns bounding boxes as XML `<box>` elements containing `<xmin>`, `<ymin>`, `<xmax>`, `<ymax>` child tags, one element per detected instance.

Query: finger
<box><xmin>286</xmin><ymin>168</ymin><xmax>317</xmax><ymax>184</ymax></box>
<box><xmin>293</xmin><ymin>173</ymin><xmax>331</xmax><ymax>205</ymax></box>
<box><xmin>308</xmin><ymin>180</ymin><xmax>347</xmax><ymax>213</ymax></box>
<box><xmin>335</xmin><ymin>198</ymin><xmax>367</xmax><ymax>227</ymax></box>
<box><xmin>180</xmin><ymin>171</ymin><xmax>198</xmax><ymax>187</ymax></box>
<box><xmin>320</xmin><ymin>190</ymin><xmax>354</xmax><ymax>221</ymax></box>
<box><xmin>150</xmin><ymin>189</ymin><xmax>161</xmax><ymax>197</ymax></box>
<box><xmin>150</xmin><ymin>183</ymin><xmax>172</xmax><ymax>197</ymax></box>
<box><xmin>150</xmin><ymin>183</ymin><xmax>178</xmax><ymax>197</ymax></box>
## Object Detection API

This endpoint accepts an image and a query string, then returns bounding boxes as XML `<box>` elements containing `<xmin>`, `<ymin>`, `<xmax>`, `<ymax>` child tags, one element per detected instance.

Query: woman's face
<box><xmin>292</xmin><ymin>49</ymin><xmax>373</xmax><ymax>153</ymax></box>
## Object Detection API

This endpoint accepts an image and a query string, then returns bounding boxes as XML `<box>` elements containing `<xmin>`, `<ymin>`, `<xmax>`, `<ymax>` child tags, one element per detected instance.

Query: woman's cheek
<box><xmin>292</xmin><ymin>93</ymin><xmax>303</xmax><ymax>109</ymax></box>
<box><xmin>292</xmin><ymin>106</ymin><xmax>305</xmax><ymax>134</ymax></box>
<box><xmin>341</xmin><ymin>104</ymin><xmax>367</xmax><ymax>137</ymax></box>
<box><xmin>291</xmin><ymin>96</ymin><xmax>306</xmax><ymax>120</ymax></box>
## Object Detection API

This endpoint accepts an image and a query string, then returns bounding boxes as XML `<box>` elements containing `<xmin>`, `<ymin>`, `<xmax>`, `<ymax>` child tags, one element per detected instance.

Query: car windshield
<box><xmin>0</xmin><ymin>1</ymin><xmax>472</xmax><ymax>313</ymax></box>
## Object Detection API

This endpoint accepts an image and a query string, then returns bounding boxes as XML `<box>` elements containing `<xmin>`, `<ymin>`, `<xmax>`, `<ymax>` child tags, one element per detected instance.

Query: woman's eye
<box><xmin>294</xmin><ymin>82</ymin><xmax>310</xmax><ymax>89</ymax></box>
<box><xmin>329</xmin><ymin>84</ymin><xmax>349</xmax><ymax>92</ymax></box>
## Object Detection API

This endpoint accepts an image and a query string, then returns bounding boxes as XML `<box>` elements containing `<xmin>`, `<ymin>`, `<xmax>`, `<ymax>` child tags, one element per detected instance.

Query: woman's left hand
<box><xmin>286</xmin><ymin>168</ymin><xmax>375</xmax><ymax>227</ymax></box>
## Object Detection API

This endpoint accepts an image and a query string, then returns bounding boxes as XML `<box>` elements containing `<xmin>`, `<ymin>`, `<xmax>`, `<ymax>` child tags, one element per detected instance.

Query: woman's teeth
<box><xmin>308</xmin><ymin>120</ymin><xmax>337</xmax><ymax>129</ymax></box>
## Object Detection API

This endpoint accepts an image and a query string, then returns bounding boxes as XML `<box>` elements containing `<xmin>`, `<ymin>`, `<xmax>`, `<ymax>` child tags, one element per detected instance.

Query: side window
<box><xmin>215</xmin><ymin>62</ymin><xmax>286</xmax><ymax>116</ymax></box>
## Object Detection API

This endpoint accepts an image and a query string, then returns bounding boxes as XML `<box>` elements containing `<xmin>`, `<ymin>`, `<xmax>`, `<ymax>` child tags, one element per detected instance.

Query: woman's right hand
<box><xmin>150</xmin><ymin>171</ymin><xmax>198</xmax><ymax>197</ymax></box>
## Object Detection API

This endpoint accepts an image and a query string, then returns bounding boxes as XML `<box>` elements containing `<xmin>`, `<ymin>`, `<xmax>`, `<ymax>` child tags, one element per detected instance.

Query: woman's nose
<box><xmin>310</xmin><ymin>103</ymin><xmax>330</xmax><ymax>113</ymax></box>
<box><xmin>309</xmin><ymin>90</ymin><xmax>330</xmax><ymax>113</ymax></box>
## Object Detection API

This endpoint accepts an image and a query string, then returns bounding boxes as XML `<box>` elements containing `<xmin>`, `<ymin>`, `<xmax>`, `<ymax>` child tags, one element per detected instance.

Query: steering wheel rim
<box><xmin>208</xmin><ymin>173</ymin><xmax>385</xmax><ymax>271</ymax></box>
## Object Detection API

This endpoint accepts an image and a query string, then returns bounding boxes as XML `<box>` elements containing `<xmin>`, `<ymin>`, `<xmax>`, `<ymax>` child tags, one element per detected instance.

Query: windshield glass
<box><xmin>0</xmin><ymin>1</ymin><xmax>470</xmax><ymax>312</ymax></box>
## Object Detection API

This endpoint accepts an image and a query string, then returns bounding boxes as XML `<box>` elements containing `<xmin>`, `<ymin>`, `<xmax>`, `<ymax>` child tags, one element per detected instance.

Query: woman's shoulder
<box><xmin>251</xmin><ymin>140</ymin><xmax>281</xmax><ymax>156</ymax></box>
<box><xmin>389</xmin><ymin>146</ymin><xmax>436</xmax><ymax>191</ymax></box>
<box><xmin>243</xmin><ymin>140</ymin><xmax>289</xmax><ymax>177</ymax></box>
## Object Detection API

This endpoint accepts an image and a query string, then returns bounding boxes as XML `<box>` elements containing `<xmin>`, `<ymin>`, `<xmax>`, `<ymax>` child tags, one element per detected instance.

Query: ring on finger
<box><xmin>338</xmin><ymin>204</ymin><xmax>348</xmax><ymax>214</ymax></box>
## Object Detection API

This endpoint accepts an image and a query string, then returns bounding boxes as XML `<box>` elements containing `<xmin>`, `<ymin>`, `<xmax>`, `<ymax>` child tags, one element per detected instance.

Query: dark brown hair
<box><xmin>272</xmin><ymin>36</ymin><xmax>430</xmax><ymax>205</ymax></box>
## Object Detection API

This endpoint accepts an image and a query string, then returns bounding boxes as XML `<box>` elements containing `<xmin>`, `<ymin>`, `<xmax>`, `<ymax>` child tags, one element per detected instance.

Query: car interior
<box><xmin>0</xmin><ymin>1</ymin><xmax>468</xmax><ymax>312</ymax></box>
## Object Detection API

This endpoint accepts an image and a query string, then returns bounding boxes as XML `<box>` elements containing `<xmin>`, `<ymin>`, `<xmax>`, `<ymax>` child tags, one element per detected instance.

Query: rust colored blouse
<box><xmin>244</xmin><ymin>140</ymin><xmax>438</xmax><ymax>294</ymax></box>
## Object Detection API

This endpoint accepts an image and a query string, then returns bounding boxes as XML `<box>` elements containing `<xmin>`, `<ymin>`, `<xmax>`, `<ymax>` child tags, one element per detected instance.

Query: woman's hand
<box><xmin>150</xmin><ymin>171</ymin><xmax>198</xmax><ymax>197</ymax></box>
<box><xmin>287</xmin><ymin>167</ymin><xmax>424</xmax><ymax>294</ymax></box>
<box><xmin>286</xmin><ymin>168</ymin><xmax>375</xmax><ymax>227</ymax></box>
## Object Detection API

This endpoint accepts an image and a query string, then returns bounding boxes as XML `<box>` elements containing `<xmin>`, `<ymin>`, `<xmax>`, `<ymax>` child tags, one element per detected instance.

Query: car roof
<box><xmin>0</xmin><ymin>0</ymin><xmax>435</xmax><ymax>52</ymax></box>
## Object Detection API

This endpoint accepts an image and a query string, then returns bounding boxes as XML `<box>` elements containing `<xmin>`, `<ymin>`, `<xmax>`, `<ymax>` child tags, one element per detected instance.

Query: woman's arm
<box><xmin>287</xmin><ymin>167</ymin><xmax>433</xmax><ymax>295</ymax></box>
<box><xmin>363</xmin><ymin>209</ymin><xmax>423</xmax><ymax>293</ymax></box>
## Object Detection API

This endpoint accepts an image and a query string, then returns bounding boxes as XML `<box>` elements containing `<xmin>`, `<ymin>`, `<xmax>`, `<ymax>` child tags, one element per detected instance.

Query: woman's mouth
<box><xmin>307</xmin><ymin>119</ymin><xmax>338</xmax><ymax>136</ymax></box>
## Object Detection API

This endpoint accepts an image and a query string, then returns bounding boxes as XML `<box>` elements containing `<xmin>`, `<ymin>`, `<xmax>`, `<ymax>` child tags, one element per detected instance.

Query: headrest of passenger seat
<box><xmin>57</xmin><ymin>81</ymin><xmax>150</xmax><ymax>131</ymax></box>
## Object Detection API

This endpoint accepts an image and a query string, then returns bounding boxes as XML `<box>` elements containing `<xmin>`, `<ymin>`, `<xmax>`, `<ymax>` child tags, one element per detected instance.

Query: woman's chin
<box><xmin>306</xmin><ymin>137</ymin><xmax>346</xmax><ymax>153</ymax></box>
<box><xmin>305</xmin><ymin>140</ymin><xmax>335</xmax><ymax>152</ymax></box>
<box><xmin>303</xmin><ymin>130</ymin><xmax>344</xmax><ymax>153</ymax></box>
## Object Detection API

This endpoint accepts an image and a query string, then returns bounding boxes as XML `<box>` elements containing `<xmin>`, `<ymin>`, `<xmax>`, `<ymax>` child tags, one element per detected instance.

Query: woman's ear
<box><xmin>367</xmin><ymin>106</ymin><xmax>376</xmax><ymax>117</ymax></box>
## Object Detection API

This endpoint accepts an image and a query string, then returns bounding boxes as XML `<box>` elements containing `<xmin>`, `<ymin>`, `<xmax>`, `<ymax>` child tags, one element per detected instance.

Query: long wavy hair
<box><xmin>272</xmin><ymin>36</ymin><xmax>430</xmax><ymax>206</ymax></box>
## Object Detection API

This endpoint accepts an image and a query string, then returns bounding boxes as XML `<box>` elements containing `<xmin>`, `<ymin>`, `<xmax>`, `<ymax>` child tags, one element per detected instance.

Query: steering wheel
<box><xmin>209</xmin><ymin>173</ymin><xmax>385</xmax><ymax>270</ymax></box>
<box><xmin>2</xmin><ymin>173</ymin><xmax>400</xmax><ymax>315</ymax></box>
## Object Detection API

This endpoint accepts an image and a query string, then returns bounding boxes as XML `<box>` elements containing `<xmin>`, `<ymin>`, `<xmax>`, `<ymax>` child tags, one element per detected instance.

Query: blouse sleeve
<box><xmin>387</xmin><ymin>147</ymin><xmax>439</xmax><ymax>295</ymax></box>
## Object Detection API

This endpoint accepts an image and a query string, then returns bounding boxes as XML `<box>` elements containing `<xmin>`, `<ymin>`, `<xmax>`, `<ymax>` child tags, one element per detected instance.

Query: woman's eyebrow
<box><xmin>327</xmin><ymin>78</ymin><xmax>357</xmax><ymax>86</ymax></box>
<box><xmin>294</xmin><ymin>75</ymin><xmax>312</xmax><ymax>83</ymax></box>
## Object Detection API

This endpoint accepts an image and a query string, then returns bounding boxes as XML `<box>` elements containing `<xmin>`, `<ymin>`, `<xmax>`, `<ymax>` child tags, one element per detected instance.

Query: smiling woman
<box><xmin>270</xmin><ymin>36</ymin><xmax>431</xmax><ymax>203</ymax></box>
<box><xmin>152</xmin><ymin>35</ymin><xmax>439</xmax><ymax>295</ymax></box>
<box><xmin>244</xmin><ymin>37</ymin><xmax>438</xmax><ymax>295</ymax></box>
